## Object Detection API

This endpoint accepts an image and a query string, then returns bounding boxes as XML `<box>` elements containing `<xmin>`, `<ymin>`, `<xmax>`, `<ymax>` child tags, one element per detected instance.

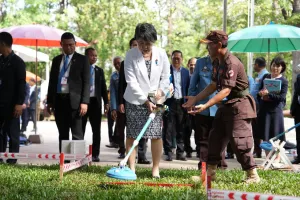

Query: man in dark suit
<box><xmin>291</xmin><ymin>74</ymin><xmax>300</xmax><ymax>164</ymax></box>
<box><xmin>82</xmin><ymin>47</ymin><xmax>109</xmax><ymax>162</ymax></box>
<box><xmin>0</xmin><ymin>32</ymin><xmax>26</xmax><ymax>164</ymax></box>
<box><xmin>47</xmin><ymin>32</ymin><xmax>90</xmax><ymax>153</ymax></box>
<box><xmin>164</xmin><ymin>50</ymin><xmax>190</xmax><ymax>161</ymax></box>
<box><xmin>28</xmin><ymin>78</ymin><xmax>39</xmax><ymax>132</ymax></box>
<box><xmin>21</xmin><ymin>82</ymin><xmax>30</xmax><ymax>133</ymax></box>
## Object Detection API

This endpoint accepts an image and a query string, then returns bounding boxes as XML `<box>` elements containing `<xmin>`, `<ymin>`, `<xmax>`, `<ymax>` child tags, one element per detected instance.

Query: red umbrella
<box><xmin>0</xmin><ymin>24</ymin><xmax>88</xmax><ymax>47</ymax></box>
<box><xmin>0</xmin><ymin>24</ymin><xmax>89</xmax><ymax>136</ymax></box>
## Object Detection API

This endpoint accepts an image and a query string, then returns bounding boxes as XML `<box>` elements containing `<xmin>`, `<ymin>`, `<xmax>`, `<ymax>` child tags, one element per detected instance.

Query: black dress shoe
<box><xmin>118</xmin><ymin>153</ymin><xmax>125</xmax><ymax>159</ymax></box>
<box><xmin>225</xmin><ymin>153</ymin><xmax>234</xmax><ymax>159</ymax></box>
<box><xmin>137</xmin><ymin>159</ymin><xmax>151</xmax><ymax>164</ymax></box>
<box><xmin>186</xmin><ymin>152</ymin><xmax>192</xmax><ymax>158</ymax></box>
<box><xmin>197</xmin><ymin>161</ymin><xmax>202</xmax><ymax>170</ymax></box>
<box><xmin>165</xmin><ymin>155</ymin><xmax>173</xmax><ymax>161</ymax></box>
<box><xmin>176</xmin><ymin>155</ymin><xmax>187</xmax><ymax>161</ymax></box>
<box><xmin>105</xmin><ymin>142</ymin><xmax>119</xmax><ymax>148</ymax></box>
<box><xmin>6</xmin><ymin>159</ymin><xmax>17</xmax><ymax>164</ymax></box>
<box><xmin>92</xmin><ymin>156</ymin><xmax>100</xmax><ymax>162</ymax></box>
<box><xmin>152</xmin><ymin>175</ymin><xmax>160</xmax><ymax>179</ymax></box>
<box><xmin>253</xmin><ymin>153</ymin><xmax>262</xmax><ymax>158</ymax></box>
<box><xmin>291</xmin><ymin>157</ymin><xmax>300</xmax><ymax>164</ymax></box>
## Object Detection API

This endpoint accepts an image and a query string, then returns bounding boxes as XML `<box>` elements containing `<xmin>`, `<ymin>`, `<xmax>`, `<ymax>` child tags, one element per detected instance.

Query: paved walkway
<box><xmin>8</xmin><ymin>118</ymin><xmax>299</xmax><ymax>170</ymax></box>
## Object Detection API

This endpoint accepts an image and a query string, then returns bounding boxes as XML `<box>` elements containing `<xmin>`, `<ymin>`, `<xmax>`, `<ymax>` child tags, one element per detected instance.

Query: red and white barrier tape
<box><xmin>63</xmin><ymin>155</ymin><xmax>92</xmax><ymax>173</ymax></box>
<box><xmin>208</xmin><ymin>189</ymin><xmax>300</xmax><ymax>200</ymax></box>
<box><xmin>0</xmin><ymin>153</ymin><xmax>86</xmax><ymax>160</ymax></box>
<box><xmin>203</xmin><ymin>163</ymin><xmax>300</xmax><ymax>200</ymax></box>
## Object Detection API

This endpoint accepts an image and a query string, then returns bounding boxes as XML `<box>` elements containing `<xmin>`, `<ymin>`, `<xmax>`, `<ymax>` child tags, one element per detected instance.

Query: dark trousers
<box><xmin>28</xmin><ymin>108</ymin><xmax>36</xmax><ymax>129</ymax></box>
<box><xmin>21</xmin><ymin>108</ymin><xmax>29</xmax><ymax>131</ymax></box>
<box><xmin>295</xmin><ymin>115</ymin><xmax>300</xmax><ymax>159</ymax></box>
<box><xmin>0</xmin><ymin>117</ymin><xmax>20</xmax><ymax>158</ymax></box>
<box><xmin>54</xmin><ymin>94</ymin><xmax>84</xmax><ymax>152</ymax></box>
<box><xmin>82</xmin><ymin>97</ymin><xmax>102</xmax><ymax>157</ymax></box>
<box><xmin>252</xmin><ymin>118</ymin><xmax>262</xmax><ymax>156</ymax></box>
<box><xmin>226</xmin><ymin>142</ymin><xmax>234</xmax><ymax>154</ymax></box>
<box><xmin>116</xmin><ymin>111</ymin><xmax>126</xmax><ymax>154</ymax></box>
<box><xmin>194</xmin><ymin>115</ymin><xmax>214</xmax><ymax>162</ymax></box>
<box><xmin>163</xmin><ymin>110</ymin><xmax>177</xmax><ymax>153</ymax></box>
<box><xmin>184</xmin><ymin>115</ymin><xmax>194</xmax><ymax>154</ymax></box>
<box><xmin>138</xmin><ymin>138</ymin><xmax>148</xmax><ymax>160</ymax></box>
<box><xmin>162</xmin><ymin>111</ymin><xmax>168</xmax><ymax>153</ymax></box>
<box><xmin>165</xmin><ymin>99</ymin><xmax>185</xmax><ymax>156</ymax></box>
<box><xmin>107</xmin><ymin>109</ymin><xmax>116</xmax><ymax>143</ymax></box>
<box><xmin>208</xmin><ymin>116</ymin><xmax>255</xmax><ymax>170</ymax></box>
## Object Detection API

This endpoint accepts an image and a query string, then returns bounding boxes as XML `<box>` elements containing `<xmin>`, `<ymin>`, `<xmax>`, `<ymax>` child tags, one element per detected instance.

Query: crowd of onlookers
<box><xmin>0</xmin><ymin>23</ymin><xmax>299</xmax><ymax>177</ymax></box>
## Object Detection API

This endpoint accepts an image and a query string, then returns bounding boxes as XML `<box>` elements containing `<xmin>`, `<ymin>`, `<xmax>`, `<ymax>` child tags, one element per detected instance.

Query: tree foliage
<box><xmin>0</xmin><ymin>0</ymin><xmax>300</xmax><ymax>101</ymax></box>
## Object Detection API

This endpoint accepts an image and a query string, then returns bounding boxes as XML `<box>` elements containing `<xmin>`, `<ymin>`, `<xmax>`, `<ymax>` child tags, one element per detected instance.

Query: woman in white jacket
<box><xmin>123</xmin><ymin>23</ymin><xmax>170</xmax><ymax>178</ymax></box>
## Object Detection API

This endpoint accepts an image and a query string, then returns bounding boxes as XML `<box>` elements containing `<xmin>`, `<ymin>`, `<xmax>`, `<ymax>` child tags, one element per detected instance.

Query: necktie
<box><xmin>57</xmin><ymin>55</ymin><xmax>69</xmax><ymax>92</ymax></box>
<box><xmin>90</xmin><ymin>65</ymin><xmax>95</xmax><ymax>93</ymax></box>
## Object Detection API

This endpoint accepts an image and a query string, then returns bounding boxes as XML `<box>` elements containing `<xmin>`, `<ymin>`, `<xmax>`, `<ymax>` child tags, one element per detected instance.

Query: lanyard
<box><xmin>61</xmin><ymin>56</ymin><xmax>71</xmax><ymax>75</ymax></box>
<box><xmin>90</xmin><ymin>66</ymin><xmax>95</xmax><ymax>76</ymax></box>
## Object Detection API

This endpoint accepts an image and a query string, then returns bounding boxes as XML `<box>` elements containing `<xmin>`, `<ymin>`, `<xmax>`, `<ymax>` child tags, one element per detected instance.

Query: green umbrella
<box><xmin>228</xmin><ymin>23</ymin><xmax>300</xmax><ymax>53</ymax></box>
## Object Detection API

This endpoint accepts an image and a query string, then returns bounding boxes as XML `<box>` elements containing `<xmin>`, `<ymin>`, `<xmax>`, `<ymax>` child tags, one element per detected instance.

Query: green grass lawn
<box><xmin>0</xmin><ymin>164</ymin><xmax>299</xmax><ymax>200</ymax></box>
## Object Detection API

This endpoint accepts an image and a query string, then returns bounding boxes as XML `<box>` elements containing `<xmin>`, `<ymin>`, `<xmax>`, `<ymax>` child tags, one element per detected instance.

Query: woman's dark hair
<box><xmin>129</xmin><ymin>38</ymin><xmax>136</xmax><ymax>47</ymax></box>
<box><xmin>254</xmin><ymin>57</ymin><xmax>266</xmax><ymax>67</ymax></box>
<box><xmin>270</xmin><ymin>57</ymin><xmax>286</xmax><ymax>73</ymax></box>
<box><xmin>134</xmin><ymin>23</ymin><xmax>157</xmax><ymax>43</ymax></box>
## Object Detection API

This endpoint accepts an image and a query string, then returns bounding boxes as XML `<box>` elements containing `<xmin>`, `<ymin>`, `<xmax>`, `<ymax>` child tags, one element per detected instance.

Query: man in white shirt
<box><xmin>164</xmin><ymin>50</ymin><xmax>190</xmax><ymax>161</ymax></box>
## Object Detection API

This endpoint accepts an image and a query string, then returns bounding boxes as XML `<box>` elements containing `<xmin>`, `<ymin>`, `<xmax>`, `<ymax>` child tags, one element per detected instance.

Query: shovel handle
<box><xmin>270</xmin><ymin>122</ymin><xmax>300</xmax><ymax>141</ymax></box>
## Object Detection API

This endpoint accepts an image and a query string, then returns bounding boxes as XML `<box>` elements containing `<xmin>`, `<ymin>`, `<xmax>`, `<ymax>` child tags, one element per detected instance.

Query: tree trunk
<box><xmin>0</xmin><ymin>0</ymin><xmax>6</xmax><ymax>22</ymax></box>
<box><xmin>167</xmin><ymin>0</ymin><xmax>173</xmax><ymax>57</ymax></box>
<box><xmin>59</xmin><ymin>0</ymin><xmax>65</xmax><ymax>14</ymax></box>
<box><xmin>293</xmin><ymin>0</ymin><xmax>300</xmax><ymax>13</ymax></box>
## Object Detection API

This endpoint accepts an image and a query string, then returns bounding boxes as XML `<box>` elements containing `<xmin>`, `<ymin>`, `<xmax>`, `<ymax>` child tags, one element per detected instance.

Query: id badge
<box><xmin>61</xmin><ymin>77</ymin><xmax>68</xmax><ymax>85</ymax></box>
<box><xmin>90</xmin><ymin>85</ymin><xmax>94</xmax><ymax>93</ymax></box>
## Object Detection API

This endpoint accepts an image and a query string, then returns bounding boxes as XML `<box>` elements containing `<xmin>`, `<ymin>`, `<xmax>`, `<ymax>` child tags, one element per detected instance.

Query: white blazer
<box><xmin>124</xmin><ymin>46</ymin><xmax>170</xmax><ymax>105</ymax></box>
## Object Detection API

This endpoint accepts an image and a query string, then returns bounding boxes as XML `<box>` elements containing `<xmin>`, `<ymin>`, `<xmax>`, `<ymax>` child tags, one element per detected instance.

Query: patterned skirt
<box><xmin>125</xmin><ymin>101</ymin><xmax>163</xmax><ymax>139</ymax></box>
